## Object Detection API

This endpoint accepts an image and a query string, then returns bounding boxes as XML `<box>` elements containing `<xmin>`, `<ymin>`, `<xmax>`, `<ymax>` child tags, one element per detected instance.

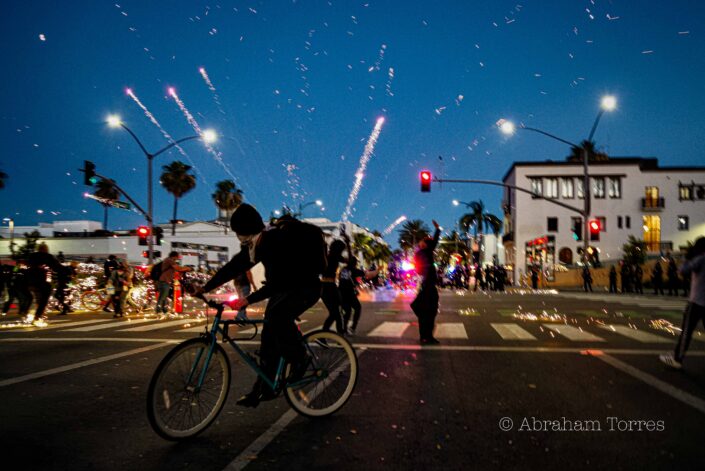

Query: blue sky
<box><xmin>2</xmin><ymin>1</ymin><xmax>705</xmax><ymax>246</ymax></box>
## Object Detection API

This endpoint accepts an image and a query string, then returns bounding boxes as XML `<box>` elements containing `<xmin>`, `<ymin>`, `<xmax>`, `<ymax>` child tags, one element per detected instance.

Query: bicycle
<box><xmin>81</xmin><ymin>284</ymin><xmax>157</xmax><ymax>312</ymax></box>
<box><xmin>146</xmin><ymin>298</ymin><xmax>359</xmax><ymax>440</ymax></box>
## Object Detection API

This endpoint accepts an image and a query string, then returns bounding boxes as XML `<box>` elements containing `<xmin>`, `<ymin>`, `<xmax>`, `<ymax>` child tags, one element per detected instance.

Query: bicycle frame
<box><xmin>187</xmin><ymin>304</ymin><xmax>316</xmax><ymax>393</ymax></box>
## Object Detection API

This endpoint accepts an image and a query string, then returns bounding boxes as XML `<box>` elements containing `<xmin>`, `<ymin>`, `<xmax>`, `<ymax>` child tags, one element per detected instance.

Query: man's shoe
<box><xmin>420</xmin><ymin>337</ymin><xmax>440</xmax><ymax>346</ymax></box>
<box><xmin>659</xmin><ymin>354</ymin><xmax>682</xmax><ymax>370</ymax></box>
<box><xmin>236</xmin><ymin>391</ymin><xmax>261</xmax><ymax>408</ymax></box>
<box><xmin>102</xmin><ymin>308</ymin><xmax>112</xmax><ymax>313</ymax></box>
<box><xmin>288</xmin><ymin>355</ymin><xmax>312</xmax><ymax>383</ymax></box>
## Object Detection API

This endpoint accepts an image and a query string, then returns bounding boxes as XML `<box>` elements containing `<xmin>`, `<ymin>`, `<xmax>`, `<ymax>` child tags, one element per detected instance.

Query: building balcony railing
<box><xmin>646</xmin><ymin>241</ymin><xmax>673</xmax><ymax>253</ymax></box>
<box><xmin>641</xmin><ymin>197</ymin><xmax>665</xmax><ymax>210</ymax></box>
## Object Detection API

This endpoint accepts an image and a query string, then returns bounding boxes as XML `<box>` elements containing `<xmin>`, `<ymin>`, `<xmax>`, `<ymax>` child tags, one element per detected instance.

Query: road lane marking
<box><xmin>588</xmin><ymin>351</ymin><xmax>705</xmax><ymax>414</ymax></box>
<box><xmin>0</xmin><ymin>319</ymin><xmax>115</xmax><ymax>332</ymax></box>
<box><xmin>598</xmin><ymin>324</ymin><xmax>671</xmax><ymax>343</ymax></box>
<box><xmin>367</xmin><ymin>321</ymin><xmax>409</xmax><ymax>337</ymax></box>
<box><xmin>224</xmin><ymin>349</ymin><xmax>367</xmax><ymax>471</ymax></box>
<box><xmin>63</xmin><ymin>318</ymin><xmax>156</xmax><ymax>332</ymax></box>
<box><xmin>118</xmin><ymin>319</ymin><xmax>198</xmax><ymax>332</ymax></box>
<box><xmin>543</xmin><ymin>324</ymin><xmax>605</xmax><ymax>342</ymax></box>
<box><xmin>491</xmin><ymin>323</ymin><xmax>537</xmax><ymax>340</ymax></box>
<box><xmin>0</xmin><ymin>342</ymin><xmax>173</xmax><ymax>388</ymax></box>
<box><xmin>434</xmin><ymin>323</ymin><xmax>468</xmax><ymax>339</ymax></box>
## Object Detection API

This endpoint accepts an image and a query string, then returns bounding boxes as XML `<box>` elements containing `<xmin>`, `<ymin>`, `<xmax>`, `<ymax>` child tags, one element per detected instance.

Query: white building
<box><xmin>502</xmin><ymin>157</ymin><xmax>705</xmax><ymax>283</ymax></box>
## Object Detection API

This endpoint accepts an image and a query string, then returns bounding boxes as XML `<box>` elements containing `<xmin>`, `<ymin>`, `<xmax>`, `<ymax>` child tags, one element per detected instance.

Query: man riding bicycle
<box><xmin>195</xmin><ymin>204</ymin><xmax>327</xmax><ymax>408</ymax></box>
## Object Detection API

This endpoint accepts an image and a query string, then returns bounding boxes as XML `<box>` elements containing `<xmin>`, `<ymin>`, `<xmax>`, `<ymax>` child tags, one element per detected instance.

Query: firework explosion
<box><xmin>126</xmin><ymin>88</ymin><xmax>206</xmax><ymax>183</ymax></box>
<box><xmin>198</xmin><ymin>67</ymin><xmax>225</xmax><ymax>114</ymax></box>
<box><xmin>341</xmin><ymin>116</ymin><xmax>386</xmax><ymax>222</ymax></box>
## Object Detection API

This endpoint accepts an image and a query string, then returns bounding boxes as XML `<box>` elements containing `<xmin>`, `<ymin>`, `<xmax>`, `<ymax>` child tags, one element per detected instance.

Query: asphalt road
<box><xmin>1</xmin><ymin>289</ymin><xmax>704</xmax><ymax>471</ymax></box>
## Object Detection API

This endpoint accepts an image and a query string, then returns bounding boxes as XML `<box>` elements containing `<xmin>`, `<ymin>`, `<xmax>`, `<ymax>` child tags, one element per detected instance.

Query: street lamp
<box><xmin>498</xmin><ymin>95</ymin><xmax>617</xmax><ymax>265</ymax></box>
<box><xmin>298</xmin><ymin>199</ymin><xmax>323</xmax><ymax>217</ymax></box>
<box><xmin>107</xmin><ymin>115</ymin><xmax>217</xmax><ymax>264</ymax></box>
<box><xmin>3</xmin><ymin>217</ymin><xmax>14</xmax><ymax>254</ymax></box>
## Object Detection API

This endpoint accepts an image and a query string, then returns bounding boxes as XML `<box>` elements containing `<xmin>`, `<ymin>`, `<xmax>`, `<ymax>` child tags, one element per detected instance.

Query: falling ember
<box><xmin>341</xmin><ymin>117</ymin><xmax>386</xmax><ymax>222</ymax></box>
<box><xmin>382</xmin><ymin>215</ymin><xmax>407</xmax><ymax>236</ymax></box>
<box><xmin>126</xmin><ymin>88</ymin><xmax>206</xmax><ymax>183</ymax></box>
<box><xmin>168</xmin><ymin>88</ymin><xmax>237</xmax><ymax>180</ymax></box>
<box><xmin>198</xmin><ymin>66</ymin><xmax>225</xmax><ymax>114</ymax></box>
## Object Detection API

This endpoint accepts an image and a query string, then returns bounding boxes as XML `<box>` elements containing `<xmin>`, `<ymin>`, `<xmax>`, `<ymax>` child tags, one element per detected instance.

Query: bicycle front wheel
<box><xmin>80</xmin><ymin>291</ymin><xmax>104</xmax><ymax>311</ymax></box>
<box><xmin>147</xmin><ymin>338</ymin><xmax>231</xmax><ymax>440</ymax></box>
<box><xmin>285</xmin><ymin>330</ymin><xmax>358</xmax><ymax>418</ymax></box>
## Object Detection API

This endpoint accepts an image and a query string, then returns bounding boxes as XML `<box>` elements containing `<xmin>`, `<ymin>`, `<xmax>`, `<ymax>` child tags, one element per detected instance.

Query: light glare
<box><xmin>107</xmin><ymin>115</ymin><xmax>122</xmax><ymax>128</ymax></box>
<box><xmin>201</xmin><ymin>129</ymin><xmax>217</xmax><ymax>143</ymax></box>
<box><xmin>601</xmin><ymin>95</ymin><xmax>617</xmax><ymax>111</ymax></box>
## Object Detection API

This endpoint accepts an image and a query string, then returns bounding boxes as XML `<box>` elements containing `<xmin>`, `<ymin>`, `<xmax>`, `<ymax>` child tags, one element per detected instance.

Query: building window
<box><xmin>644</xmin><ymin>186</ymin><xmax>660</xmax><ymax>208</ymax></box>
<box><xmin>617</xmin><ymin>216</ymin><xmax>623</xmax><ymax>229</ymax></box>
<box><xmin>608</xmin><ymin>177</ymin><xmax>621</xmax><ymax>198</ymax></box>
<box><xmin>571</xmin><ymin>217</ymin><xmax>583</xmax><ymax>241</ymax></box>
<box><xmin>592</xmin><ymin>177</ymin><xmax>606</xmax><ymax>198</ymax></box>
<box><xmin>576</xmin><ymin>178</ymin><xmax>584</xmax><ymax>199</ymax></box>
<box><xmin>597</xmin><ymin>216</ymin><xmax>606</xmax><ymax>232</ymax></box>
<box><xmin>643</xmin><ymin>215</ymin><xmax>661</xmax><ymax>252</ymax></box>
<box><xmin>547</xmin><ymin>217</ymin><xmax>558</xmax><ymax>232</ymax></box>
<box><xmin>679</xmin><ymin>183</ymin><xmax>693</xmax><ymax>201</ymax></box>
<box><xmin>678</xmin><ymin>216</ymin><xmax>689</xmax><ymax>231</ymax></box>
<box><xmin>530</xmin><ymin>178</ymin><xmax>543</xmax><ymax>198</ymax></box>
<box><xmin>626</xmin><ymin>216</ymin><xmax>631</xmax><ymax>229</ymax></box>
<box><xmin>545</xmin><ymin>178</ymin><xmax>558</xmax><ymax>198</ymax></box>
<box><xmin>561</xmin><ymin>178</ymin><xmax>574</xmax><ymax>199</ymax></box>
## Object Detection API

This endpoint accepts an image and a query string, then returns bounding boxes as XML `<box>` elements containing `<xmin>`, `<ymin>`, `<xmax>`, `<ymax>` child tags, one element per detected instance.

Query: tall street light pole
<box><xmin>107</xmin><ymin>115</ymin><xmax>217</xmax><ymax>264</ymax></box>
<box><xmin>298</xmin><ymin>199</ymin><xmax>323</xmax><ymax>218</ymax></box>
<box><xmin>499</xmin><ymin>95</ymin><xmax>616</xmax><ymax>265</ymax></box>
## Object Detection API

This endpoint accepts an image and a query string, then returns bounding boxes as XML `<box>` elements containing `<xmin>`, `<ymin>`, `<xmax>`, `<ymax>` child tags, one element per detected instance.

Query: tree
<box><xmin>437</xmin><ymin>231</ymin><xmax>470</xmax><ymax>267</ymax></box>
<box><xmin>398</xmin><ymin>219</ymin><xmax>430</xmax><ymax>252</ymax></box>
<box><xmin>12</xmin><ymin>230</ymin><xmax>41</xmax><ymax>261</ymax></box>
<box><xmin>622</xmin><ymin>235</ymin><xmax>647</xmax><ymax>265</ymax></box>
<box><xmin>94</xmin><ymin>179</ymin><xmax>119</xmax><ymax>231</ymax></box>
<box><xmin>212</xmin><ymin>180</ymin><xmax>243</xmax><ymax>233</ymax></box>
<box><xmin>0</xmin><ymin>170</ymin><xmax>7</xmax><ymax>190</ymax></box>
<box><xmin>459</xmin><ymin>200</ymin><xmax>502</xmax><ymax>265</ymax></box>
<box><xmin>566</xmin><ymin>140</ymin><xmax>609</xmax><ymax>163</ymax></box>
<box><xmin>160</xmin><ymin>161</ymin><xmax>197</xmax><ymax>235</ymax></box>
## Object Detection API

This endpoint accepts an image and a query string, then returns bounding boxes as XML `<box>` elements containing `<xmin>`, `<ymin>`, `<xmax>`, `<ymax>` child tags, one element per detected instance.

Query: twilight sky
<box><xmin>2</xmin><ymin>1</ymin><xmax>705</xmax><ymax>246</ymax></box>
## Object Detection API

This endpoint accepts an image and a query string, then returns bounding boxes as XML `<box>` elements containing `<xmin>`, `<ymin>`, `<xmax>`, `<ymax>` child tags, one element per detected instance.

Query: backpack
<box><xmin>273</xmin><ymin>218</ymin><xmax>327</xmax><ymax>276</ymax></box>
<box><xmin>148</xmin><ymin>261</ymin><xmax>163</xmax><ymax>282</ymax></box>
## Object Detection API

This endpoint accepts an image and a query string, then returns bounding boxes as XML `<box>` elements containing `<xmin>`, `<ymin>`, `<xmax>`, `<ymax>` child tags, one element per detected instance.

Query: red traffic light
<box><xmin>588</xmin><ymin>219</ymin><xmax>600</xmax><ymax>233</ymax></box>
<box><xmin>137</xmin><ymin>226</ymin><xmax>151</xmax><ymax>237</ymax></box>
<box><xmin>420</xmin><ymin>171</ymin><xmax>432</xmax><ymax>192</ymax></box>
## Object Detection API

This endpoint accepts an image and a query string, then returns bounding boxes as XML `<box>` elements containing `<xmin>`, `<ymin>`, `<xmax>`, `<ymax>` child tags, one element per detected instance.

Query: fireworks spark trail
<box><xmin>385</xmin><ymin>67</ymin><xmax>395</xmax><ymax>96</ymax></box>
<box><xmin>168</xmin><ymin>87</ymin><xmax>237</xmax><ymax>181</ymax></box>
<box><xmin>126</xmin><ymin>88</ymin><xmax>207</xmax><ymax>184</ymax></box>
<box><xmin>382</xmin><ymin>215</ymin><xmax>407</xmax><ymax>236</ymax></box>
<box><xmin>341</xmin><ymin>116</ymin><xmax>386</xmax><ymax>223</ymax></box>
<box><xmin>198</xmin><ymin>67</ymin><xmax>225</xmax><ymax>115</ymax></box>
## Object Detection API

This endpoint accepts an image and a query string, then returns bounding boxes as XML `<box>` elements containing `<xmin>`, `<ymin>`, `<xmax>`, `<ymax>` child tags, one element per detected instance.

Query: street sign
<box><xmin>111</xmin><ymin>200</ymin><xmax>131</xmax><ymax>210</ymax></box>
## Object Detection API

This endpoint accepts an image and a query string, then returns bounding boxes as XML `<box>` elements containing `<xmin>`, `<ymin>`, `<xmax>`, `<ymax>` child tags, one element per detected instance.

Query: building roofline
<box><xmin>501</xmin><ymin>157</ymin><xmax>705</xmax><ymax>182</ymax></box>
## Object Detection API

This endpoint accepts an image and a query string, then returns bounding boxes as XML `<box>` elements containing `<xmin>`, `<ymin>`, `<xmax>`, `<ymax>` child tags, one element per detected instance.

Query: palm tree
<box><xmin>371</xmin><ymin>240</ymin><xmax>392</xmax><ymax>267</ymax></box>
<box><xmin>160</xmin><ymin>161</ymin><xmax>197</xmax><ymax>235</ymax></box>
<box><xmin>398</xmin><ymin>219</ymin><xmax>430</xmax><ymax>252</ymax></box>
<box><xmin>212</xmin><ymin>180</ymin><xmax>243</xmax><ymax>233</ymax></box>
<box><xmin>0</xmin><ymin>170</ymin><xmax>7</xmax><ymax>190</ymax></box>
<box><xmin>566</xmin><ymin>140</ymin><xmax>609</xmax><ymax>162</ymax></box>
<box><xmin>353</xmin><ymin>233</ymin><xmax>376</xmax><ymax>265</ymax></box>
<box><xmin>94</xmin><ymin>179</ymin><xmax>119</xmax><ymax>230</ymax></box>
<box><xmin>459</xmin><ymin>200</ymin><xmax>502</xmax><ymax>265</ymax></box>
<box><xmin>437</xmin><ymin>231</ymin><xmax>469</xmax><ymax>267</ymax></box>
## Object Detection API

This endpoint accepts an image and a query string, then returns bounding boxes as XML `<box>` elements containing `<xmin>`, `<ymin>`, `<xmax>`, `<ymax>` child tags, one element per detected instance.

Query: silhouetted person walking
<box><xmin>411</xmin><ymin>220</ymin><xmax>441</xmax><ymax>345</ymax></box>
<box><xmin>609</xmin><ymin>266</ymin><xmax>618</xmax><ymax>293</ymax></box>
<box><xmin>582</xmin><ymin>266</ymin><xmax>593</xmax><ymax>292</ymax></box>
<box><xmin>652</xmin><ymin>262</ymin><xmax>664</xmax><ymax>295</ymax></box>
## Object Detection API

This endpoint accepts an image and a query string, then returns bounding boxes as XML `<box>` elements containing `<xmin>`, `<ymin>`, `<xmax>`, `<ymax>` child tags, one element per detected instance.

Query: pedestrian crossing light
<box><xmin>137</xmin><ymin>226</ymin><xmax>150</xmax><ymax>246</ymax></box>
<box><xmin>420</xmin><ymin>170</ymin><xmax>432</xmax><ymax>192</ymax></box>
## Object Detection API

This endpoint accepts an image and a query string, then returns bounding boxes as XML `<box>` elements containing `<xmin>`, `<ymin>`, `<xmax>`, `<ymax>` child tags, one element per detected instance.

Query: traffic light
<box><xmin>420</xmin><ymin>170</ymin><xmax>432</xmax><ymax>192</ymax></box>
<box><xmin>82</xmin><ymin>160</ymin><xmax>98</xmax><ymax>186</ymax></box>
<box><xmin>589</xmin><ymin>219</ymin><xmax>601</xmax><ymax>234</ymax></box>
<box><xmin>142</xmin><ymin>250</ymin><xmax>161</xmax><ymax>258</ymax></box>
<box><xmin>571</xmin><ymin>218</ymin><xmax>582</xmax><ymax>241</ymax></box>
<box><xmin>137</xmin><ymin>226</ymin><xmax>150</xmax><ymax>246</ymax></box>
<box><xmin>154</xmin><ymin>226</ymin><xmax>163</xmax><ymax>246</ymax></box>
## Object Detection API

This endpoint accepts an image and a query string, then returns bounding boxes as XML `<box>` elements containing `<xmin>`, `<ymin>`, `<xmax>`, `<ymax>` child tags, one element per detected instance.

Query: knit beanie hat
<box><xmin>230</xmin><ymin>204</ymin><xmax>265</xmax><ymax>235</ymax></box>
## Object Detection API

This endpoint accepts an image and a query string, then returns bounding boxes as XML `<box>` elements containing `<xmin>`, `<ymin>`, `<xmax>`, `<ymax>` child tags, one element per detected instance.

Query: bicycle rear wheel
<box><xmin>80</xmin><ymin>291</ymin><xmax>104</xmax><ymax>311</ymax></box>
<box><xmin>285</xmin><ymin>330</ymin><xmax>358</xmax><ymax>418</ymax></box>
<box><xmin>147</xmin><ymin>338</ymin><xmax>231</xmax><ymax>440</ymax></box>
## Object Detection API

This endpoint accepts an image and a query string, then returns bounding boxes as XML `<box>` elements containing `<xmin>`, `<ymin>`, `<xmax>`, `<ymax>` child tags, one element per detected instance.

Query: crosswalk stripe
<box><xmin>367</xmin><ymin>321</ymin><xmax>409</xmax><ymax>338</ymax></box>
<box><xmin>64</xmin><ymin>319</ymin><xmax>155</xmax><ymax>332</ymax></box>
<box><xmin>598</xmin><ymin>324</ymin><xmax>671</xmax><ymax>343</ymax></box>
<box><xmin>543</xmin><ymin>324</ymin><xmax>605</xmax><ymax>342</ymax></box>
<box><xmin>119</xmin><ymin>319</ymin><xmax>200</xmax><ymax>332</ymax></box>
<box><xmin>490</xmin><ymin>323</ymin><xmax>537</xmax><ymax>340</ymax></box>
<box><xmin>434</xmin><ymin>323</ymin><xmax>468</xmax><ymax>339</ymax></box>
<box><xmin>29</xmin><ymin>319</ymin><xmax>115</xmax><ymax>331</ymax></box>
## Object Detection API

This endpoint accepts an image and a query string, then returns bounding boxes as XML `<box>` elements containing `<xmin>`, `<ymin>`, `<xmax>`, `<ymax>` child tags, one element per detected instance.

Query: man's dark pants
<box><xmin>411</xmin><ymin>285</ymin><xmax>439</xmax><ymax>340</ymax></box>
<box><xmin>674</xmin><ymin>302</ymin><xmax>705</xmax><ymax>363</ymax></box>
